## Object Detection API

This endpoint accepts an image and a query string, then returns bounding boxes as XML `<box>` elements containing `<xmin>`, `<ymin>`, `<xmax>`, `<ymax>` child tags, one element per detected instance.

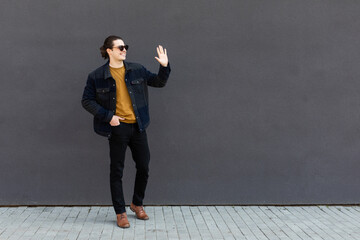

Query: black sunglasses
<box><xmin>112</xmin><ymin>45</ymin><xmax>129</xmax><ymax>51</ymax></box>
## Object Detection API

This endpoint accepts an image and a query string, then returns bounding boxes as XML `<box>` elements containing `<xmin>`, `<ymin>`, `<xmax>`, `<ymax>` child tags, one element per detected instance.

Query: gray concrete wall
<box><xmin>1</xmin><ymin>0</ymin><xmax>360</xmax><ymax>205</ymax></box>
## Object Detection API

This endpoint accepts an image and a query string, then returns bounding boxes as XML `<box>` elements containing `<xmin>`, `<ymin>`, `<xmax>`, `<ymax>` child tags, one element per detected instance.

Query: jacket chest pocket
<box><xmin>130</xmin><ymin>78</ymin><xmax>147</xmax><ymax>107</ymax></box>
<box><xmin>96</xmin><ymin>88</ymin><xmax>110</xmax><ymax>103</ymax></box>
<box><xmin>130</xmin><ymin>78</ymin><xmax>145</xmax><ymax>93</ymax></box>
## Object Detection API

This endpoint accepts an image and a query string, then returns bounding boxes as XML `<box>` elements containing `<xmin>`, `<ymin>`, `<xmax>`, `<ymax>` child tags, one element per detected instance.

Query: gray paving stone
<box><xmin>300</xmin><ymin>206</ymin><xmax>340</xmax><ymax>240</ymax></box>
<box><xmin>180</xmin><ymin>206</ymin><xmax>202</xmax><ymax>240</ymax></box>
<box><xmin>1</xmin><ymin>206</ymin><xmax>360</xmax><ymax>239</ymax></box>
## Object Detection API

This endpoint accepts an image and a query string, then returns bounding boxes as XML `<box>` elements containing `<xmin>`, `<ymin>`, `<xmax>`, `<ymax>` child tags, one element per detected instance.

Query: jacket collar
<box><xmin>104</xmin><ymin>60</ymin><xmax>133</xmax><ymax>79</ymax></box>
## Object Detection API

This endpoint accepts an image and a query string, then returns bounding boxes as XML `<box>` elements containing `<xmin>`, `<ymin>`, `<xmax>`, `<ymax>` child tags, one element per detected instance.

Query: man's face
<box><xmin>108</xmin><ymin>39</ymin><xmax>127</xmax><ymax>61</ymax></box>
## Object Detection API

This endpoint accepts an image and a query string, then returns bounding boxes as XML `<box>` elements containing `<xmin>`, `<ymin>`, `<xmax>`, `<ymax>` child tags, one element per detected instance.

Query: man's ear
<box><xmin>106</xmin><ymin>48</ymin><xmax>112</xmax><ymax>56</ymax></box>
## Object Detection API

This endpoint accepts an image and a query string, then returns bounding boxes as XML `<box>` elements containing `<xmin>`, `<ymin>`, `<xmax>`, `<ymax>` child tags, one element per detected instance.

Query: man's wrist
<box><xmin>160</xmin><ymin>62</ymin><xmax>169</xmax><ymax>67</ymax></box>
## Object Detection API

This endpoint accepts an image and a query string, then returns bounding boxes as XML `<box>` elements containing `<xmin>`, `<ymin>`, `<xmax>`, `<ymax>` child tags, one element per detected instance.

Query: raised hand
<box><xmin>154</xmin><ymin>45</ymin><xmax>168</xmax><ymax>67</ymax></box>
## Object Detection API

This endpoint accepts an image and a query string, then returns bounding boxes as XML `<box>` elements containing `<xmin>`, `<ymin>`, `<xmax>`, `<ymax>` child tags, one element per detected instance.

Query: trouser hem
<box><xmin>114</xmin><ymin>207</ymin><xmax>126</xmax><ymax>214</ymax></box>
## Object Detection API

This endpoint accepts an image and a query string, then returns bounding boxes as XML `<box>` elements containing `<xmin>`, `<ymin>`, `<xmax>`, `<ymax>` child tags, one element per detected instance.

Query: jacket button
<box><xmin>113</xmin><ymin>97</ymin><xmax>115</xmax><ymax>99</ymax></box>
<box><xmin>130</xmin><ymin>91</ymin><xmax>132</xmax><ymax>94</ymax></box>
<box><xmin>113</xmin><ymin>84</ymin><xmax>115</xmax><ymax>86</ymax></box>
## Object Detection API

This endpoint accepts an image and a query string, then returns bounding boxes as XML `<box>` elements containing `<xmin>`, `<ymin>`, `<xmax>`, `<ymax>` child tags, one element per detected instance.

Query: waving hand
<box><xmin>154</xmin><ymin>45</ymin><xmax>168</xmax><ymax>67</ymax></box>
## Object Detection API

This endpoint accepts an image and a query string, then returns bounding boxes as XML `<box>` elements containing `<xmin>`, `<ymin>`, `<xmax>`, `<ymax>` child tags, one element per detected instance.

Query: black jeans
<box><xmin>109</xmin><ymin>122</ymin><xmax>150</xmax><ymax>214</ymax></box>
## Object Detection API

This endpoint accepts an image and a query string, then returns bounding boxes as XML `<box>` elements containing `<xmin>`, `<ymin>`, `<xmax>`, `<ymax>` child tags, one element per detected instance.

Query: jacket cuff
<box><xmin>160</xmin><ymin>62</ymin><xmax>171</xmax><ymax>71</ymax></box>
<box><xmin>105</xmin><ymin>110</ymin><xmax>114</xmax><ymax>123</ymax></box>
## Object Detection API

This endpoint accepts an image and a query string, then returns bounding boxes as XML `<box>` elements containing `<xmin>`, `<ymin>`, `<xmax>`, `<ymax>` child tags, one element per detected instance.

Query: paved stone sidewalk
<box><xmin>0</xmin><ymin>206</ymin><xmax>360</xmax><ymax>239</ymax></box>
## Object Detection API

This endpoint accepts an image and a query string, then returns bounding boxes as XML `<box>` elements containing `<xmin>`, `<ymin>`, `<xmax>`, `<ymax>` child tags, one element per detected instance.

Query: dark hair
<box><xmin>100</xmin><ymin>35</ymin><xmax>123</xmax><ymax>59</ymax></box>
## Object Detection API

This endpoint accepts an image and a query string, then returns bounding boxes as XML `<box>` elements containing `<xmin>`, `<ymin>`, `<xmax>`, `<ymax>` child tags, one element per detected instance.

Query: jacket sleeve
<box><xmin>144</xmin><ymin>63</ymin><xmax>171</xmax><ymax>88</ymax></box>
<box><xmin>81</xmin><ymin>74</ymin><xmax>113</xmax><ymax>123</ymax></box>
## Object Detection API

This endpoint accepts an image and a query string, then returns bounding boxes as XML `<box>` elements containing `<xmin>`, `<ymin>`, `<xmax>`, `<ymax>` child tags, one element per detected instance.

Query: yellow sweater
<box><xmin>110</xmin><ymin>66</ymin><xmax>137</xmax><ymax>123</ymax></box>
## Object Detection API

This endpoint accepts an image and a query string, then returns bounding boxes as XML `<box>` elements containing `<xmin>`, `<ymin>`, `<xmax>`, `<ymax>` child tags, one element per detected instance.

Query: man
<box><xmin>81</xmin><ymin>35</ymin><xmax>170</xmax><ymax>228</ymax></box>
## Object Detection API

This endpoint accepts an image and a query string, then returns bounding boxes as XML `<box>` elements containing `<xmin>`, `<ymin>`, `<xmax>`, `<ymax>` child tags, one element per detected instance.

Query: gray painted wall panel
<box><xmin>1</xmin><ymin>0</ymin><xmax>360</xmax><ymax>205</ymax></box>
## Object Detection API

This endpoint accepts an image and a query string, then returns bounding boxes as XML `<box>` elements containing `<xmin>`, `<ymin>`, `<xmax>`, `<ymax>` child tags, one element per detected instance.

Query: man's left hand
<box><xmin>155</xmin><ymin>45</ymin><xmax>168</xmax><ymax>67</ymax></box>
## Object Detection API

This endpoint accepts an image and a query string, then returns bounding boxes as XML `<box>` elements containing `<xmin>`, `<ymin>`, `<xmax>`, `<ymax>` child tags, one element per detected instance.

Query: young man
<box><xmin>81</xmin><ymin>35</ymin><xmax>171</xmax><ymax>228</ymax></box>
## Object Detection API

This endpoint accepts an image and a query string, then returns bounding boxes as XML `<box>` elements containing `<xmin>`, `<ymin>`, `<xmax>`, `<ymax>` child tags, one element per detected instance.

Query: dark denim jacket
<box><xmin>81</xmin><ymin>60</ymin><xmax>171</xmax><ymax>138</ymax></box>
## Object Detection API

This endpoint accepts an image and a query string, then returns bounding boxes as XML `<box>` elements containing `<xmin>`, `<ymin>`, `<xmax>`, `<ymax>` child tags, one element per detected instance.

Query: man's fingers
<box><xmin>114</xmin><ymin>115</ymin><xmax>125</xmax><ymax>120</ymax></box>
<box><xmin>157</xmin><ymin>45</ymin><xmax>165</xmax><ymax>55</ymax></box>
<box><xmin>110</xmin><ymin>121</ymin><xmax>120</xmax><ymax>126</ymax></box>
<box><xmin>157</xmin><ymin>46</ymin><xmax>161</xmax><ymax>56</ymax></box>
<box><xmin>164</xmin><ymin>48</ymin><xmax>167</xmax><ymax>56</ymax></box>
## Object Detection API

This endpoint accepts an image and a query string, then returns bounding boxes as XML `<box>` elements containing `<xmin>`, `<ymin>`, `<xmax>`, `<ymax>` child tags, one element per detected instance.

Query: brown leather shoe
<box><xmin>116</xmin><ymin>212</ymin><xmax>130</xmax><ymax>228</ymax></box>
<box><xmin>130</xmin><ymin>203</ymin><xmax>149</xmax><ymax>220</ymax></box>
